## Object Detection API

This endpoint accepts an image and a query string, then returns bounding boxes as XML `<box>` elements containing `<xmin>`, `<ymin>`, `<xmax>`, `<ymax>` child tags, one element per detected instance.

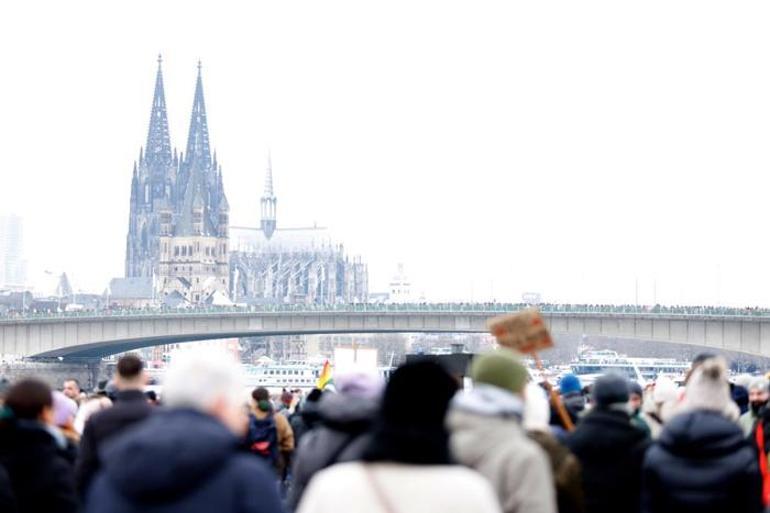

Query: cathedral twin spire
<box><xmin>145</xmin><ymin>55</ymin><xmax>172</xmax><ymax>165</ymax></box>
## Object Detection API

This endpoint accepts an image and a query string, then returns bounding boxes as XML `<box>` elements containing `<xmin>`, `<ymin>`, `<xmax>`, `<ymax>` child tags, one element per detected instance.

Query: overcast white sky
<box><xmin>2</xmin><ymin>1</ymin><xmax>770</xmax><ymax>306</ymax></box>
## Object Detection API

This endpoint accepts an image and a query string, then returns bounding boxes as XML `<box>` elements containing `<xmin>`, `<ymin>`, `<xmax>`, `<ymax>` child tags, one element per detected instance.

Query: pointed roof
<box><xmin>145</xmin><ymin>54</ymin><xmax>172</xmax><ymax>164</ymax></box>
<box><xmin>184</xmin><ymin>60</ymin><xmax>211</xmax><ymax>166</ymax></box>
<box><xmin>263</xmin><ymin>149</ymin><xmax>275</xmax><ymax>198</ymax></box>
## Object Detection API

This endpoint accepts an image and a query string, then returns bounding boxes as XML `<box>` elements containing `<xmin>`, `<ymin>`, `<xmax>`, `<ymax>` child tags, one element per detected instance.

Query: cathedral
<box><xmin>125</xmin><ymin>57</ymin><xmax>229</xmax><ymax>304</ymax></box>
<box><xmin>124</xmin><ymin>56</ymin><xmax>367</xmax><ymax>306</ymax></box>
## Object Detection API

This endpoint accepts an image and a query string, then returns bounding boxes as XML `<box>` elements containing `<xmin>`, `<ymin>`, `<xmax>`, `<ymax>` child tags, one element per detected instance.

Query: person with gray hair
<box><xmin>83</xmin><ymin>352</ymin><xmax>284</xmax><ymax>513</ymax></box>
<box><xmin>739</xmin><ymin>377</ymin><xmax>769</xmax><ymax>437</ymax></box>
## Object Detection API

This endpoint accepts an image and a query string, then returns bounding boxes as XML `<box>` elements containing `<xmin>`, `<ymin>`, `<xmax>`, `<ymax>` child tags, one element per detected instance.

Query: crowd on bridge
<box><xmin>5</xmin><ymin>300</ymin><xmax>770</xmax><ymax>322</ymax></box>
<box><xmin>3</xmin><ymin>343</ymin><xmax>770</xmax><ymax>512</ymax></box>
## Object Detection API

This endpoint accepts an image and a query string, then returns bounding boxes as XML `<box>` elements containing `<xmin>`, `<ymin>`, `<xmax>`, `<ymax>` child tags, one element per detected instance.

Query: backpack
<box><xmin>246</xmin><ymin>414</ymin><xmax>278</xmax><ymax>466</ymax></box>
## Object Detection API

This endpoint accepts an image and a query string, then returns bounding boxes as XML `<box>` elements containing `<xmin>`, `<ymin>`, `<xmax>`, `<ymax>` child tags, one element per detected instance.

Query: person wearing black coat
<box><xmin>565</xmin><ymin>374</ymin><xmax>650</xmax><ymax>513</ymax></box>
<box><xmin>287</xmin><ymin>374</ymin><xmax>382</xmax><ymax>512</ymax></box>
<box><xmin>0</xmin><ymin>379</ymin><xmax>78</xmax><ymax>513</ymax></box>
<box><xmin>642</xmin><ymin>357</ymin><xmax>763</xmax><ymax>513</ymax></box>
<box><xmin>83</xmin><ymin>353</ymin><xmax>284</xmax><ymax>513</ymax></box>
<box><xmin>75</xmin><ymin>355</ymin><xmax>153</xmax><ymax>496</ymax></box>
<box><xmin>289</xmin><ymin>388</ymin><xmax>323</xmax><ymax>447</ymax></box>
<box><xmin>0</xmin><ymin>462</ymin><xmax>17</xmax><ymax>513</ymax></box>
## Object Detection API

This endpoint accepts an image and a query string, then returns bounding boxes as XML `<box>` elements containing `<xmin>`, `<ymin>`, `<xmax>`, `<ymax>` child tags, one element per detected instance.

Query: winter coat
<box><xmin>296</xmin><ymin>461</ymin><xmax>502</xmax><ymax>513</ymax></box>
<box><xmin>289</xmin><ymin>399</ymin><xmax>322</xmax><ymax>447</ymax></box>
<box><xmin>75</xmin><ymin>389</ymin><xmax>153</xmax><ymax>496</ymax></box>
<box><xmin>528</xmin><ymin>430</ymin><xmax>584</xmax><ymax>513</ymax></box>
<box><xmin>287</xmin><ymin>393</ymin><xmax>378</xmax><ymax>511</ymax></box>
<box><xmin>642</xmin><ymin>410</ymin><xmax>763</xmax><ymax>513</ymax></box>
<box><xmin>565</xmin><ymin>408</ymin><xmax>649</xmax><ymax>513</ymax></box>
<box><xmin>448</xmin><ymin>386</ymin><xmax>556</xmax><ymax>513</ymax></box>
<box><xmin>0</xmin><ymin>462</ymin><xmax>17</xmax><ymax>513</ymax></box>
<box><xmin>0</xmin><ymin>420</ymin><xmax>78</xmax><ymax>513</ymax></box>
<box><xmin>83</xmin><ymin>408</ymin><xmax>284</xmax><ymax>513</ymax></box>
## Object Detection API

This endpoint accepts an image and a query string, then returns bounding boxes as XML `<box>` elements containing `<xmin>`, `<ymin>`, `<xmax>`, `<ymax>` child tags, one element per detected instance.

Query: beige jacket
<box><xmin>448</xmin><ymin>387</ymin><xmax>556</xmax><ymax>513</ymax></box>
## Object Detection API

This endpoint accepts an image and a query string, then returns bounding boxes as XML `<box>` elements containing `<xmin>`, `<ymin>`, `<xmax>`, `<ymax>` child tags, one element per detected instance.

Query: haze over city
<box><xmin>2</xmin><ymin>1</ymin><xmax>770</xmax><ymax>305</ymax></box>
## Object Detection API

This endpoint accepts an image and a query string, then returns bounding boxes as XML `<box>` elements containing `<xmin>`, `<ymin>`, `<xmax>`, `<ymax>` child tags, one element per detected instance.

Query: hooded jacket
<box><xmin>447</xmin><ymin>386</ymin><xmax>556</xmax><ymax>513</ymax></box>
<box><xmin>0</xmin><ymin>420</ymin><xmax>77</xmax><ymax>513</ymax></box>
<box><xmin>642</xmin><ymin>410</ymin><xmax>762</xmax><ymax>513</ymax></box>
<box><xmin>83</xmin><ymin>409</ymin><xmax>284</xmax><ymax>513</ymax></box>
<box><xmin>287</xmin><ymin>393</ymin><xmax>379</xmax><ymax>511</ymax></box>
<box><xmin>565</xmin><ymin>408</ymin><xmax>649</xmax><ymax>513</ymax></box>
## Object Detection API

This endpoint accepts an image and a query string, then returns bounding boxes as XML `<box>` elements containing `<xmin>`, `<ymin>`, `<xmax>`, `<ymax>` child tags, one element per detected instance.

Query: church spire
<box><xmin>145</xmin><ymin>54</ymin><xmax>172</xmax><ymax>164</ymax></box>
<box><xmin>264</xmin><ymin>148</ymin><xmax>274</xmax><ymax>197</ymax></box>
<box><xmin>184</xmin><ymin>60</ymin><xmax>211</xmax><ymax>165</ymax></box>
<box><xmin>260</xmin><ymin>149</ymin><xmax>277</xmax><ymax>240</ymax></box>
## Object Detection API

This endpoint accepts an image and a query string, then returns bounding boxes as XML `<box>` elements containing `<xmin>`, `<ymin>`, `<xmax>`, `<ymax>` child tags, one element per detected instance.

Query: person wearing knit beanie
<box><xmin>448</xmin><ymin>350</ymin><xmax>557</xmax><ymax>513</ymax></box>
<box><xmin>592</xmin><ymin>374</ymin><xmax>630</xmax><ymax>411</ymax></box>
<box><xmin>682</xmin><ymin>356</ymin><xmax>739</xmax><ymax>421</ymax></box>
<box><xmin>643</xmin><ymin>357</ymin><xmax>763</xmax><ymax>513</ymax></box>
<box><xmin>565</xmin><ymin>372</ymin><xmax>650</xmax><ymax>513</ymax></box>
<box><xmin>559</xmin><ymin>374</ymin><xmax>583</xmax><ymax>397</ymax></box>
<box><xmin>555</xmin><ymin>374</ymin><xmax>585</xmax><ymax>433</ymax></box>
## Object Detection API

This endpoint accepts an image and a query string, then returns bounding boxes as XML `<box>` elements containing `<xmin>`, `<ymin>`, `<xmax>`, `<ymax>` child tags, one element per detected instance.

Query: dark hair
<box><xmin>5</xmin><ymin>379</ymin><xmax>53</xmax><ymax>420</ymax></box>
<box><xmin>306</xmin><ymin>388</ymin><xmax>323</xmax><ymax>403</ymax></box>
<box><xmin>144</xmin><ymin>390</ymin><xmax>157</xmax><ymax>402</ymax></box>
<box><xmin>117</xmin><ymin>354</ymin><xmax>144</xmax><ymax>379</ymax></box>
<box><xmin>252</xmin><ymin>387</ymin><xmax>269</xmax><ymax>402</ymax></box>
<box><xmin>363</xmin><ymin>360</ymin><xmax>457</xmax><ymax>465</ymax></box>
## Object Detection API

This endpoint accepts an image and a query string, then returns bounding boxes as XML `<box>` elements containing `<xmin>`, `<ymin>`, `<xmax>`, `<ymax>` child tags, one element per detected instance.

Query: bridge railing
<box><xmin>3</xmin><ymin>302</ymin><xmax>770</xmax><ymax>323</ymax></box>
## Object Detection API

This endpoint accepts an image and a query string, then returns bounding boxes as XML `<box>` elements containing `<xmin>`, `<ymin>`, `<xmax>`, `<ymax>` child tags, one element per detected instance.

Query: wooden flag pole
<box><xmin>533</xmin><ymin>352</ymin><xmax>574</xmax><ymax>432</ymax></box>
<box><xmin>488</xmin><ymin>308</ymin><xmax>575</xmax><ymax>432</ymax></box>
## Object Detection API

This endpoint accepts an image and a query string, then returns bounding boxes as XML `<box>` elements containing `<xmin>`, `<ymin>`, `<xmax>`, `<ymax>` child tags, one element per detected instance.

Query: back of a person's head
<box><xmin>335</xmin><ymin>370</ymin><xmax>385</xmax><ymax>400</ymax></box>
<box><xmin>363</xmin><ymin>360</ymin><xmax>457</xmax><ymax>465</ymax></box>
<box><xmin>5</xmin><ymin>379</ymin><xmax>52</xmax><ymax>420</ymax></box>
<box><xmin>684</xmin><ymin>356</ymin><xmax>736</xmax><ymax>419</ymax></box>
<box><xmin>381</xmin><ymin>360</ymin><xmax>457</xmax><ymax>427</ymax></box>
<box><xmin>251</xmin><ymin>387</ymin><xmax>269</xmax><ymax>402</ymax></box>
<box><xmin>469</xmin><ymin>349</ymin><xmax>528</xmax><ymax>396</ymax></box>
<box><xmin>592</xmin><ymin>373</ymin><xmax>630</xmax><ymax>411</ymax></box>
<box><xmin>559</xmin><ymin>374</ymin><xmax>583</xmax><ymax>397</ymax></box>
<box><xmin>117</xmin><ymin>354</ymin><xmax>144</xmax><ymax>380</ymax></box>
<box><xmin>163</xmin><ymin>352</ymin><xmax>244</xmax><ymax>413</ymax></box>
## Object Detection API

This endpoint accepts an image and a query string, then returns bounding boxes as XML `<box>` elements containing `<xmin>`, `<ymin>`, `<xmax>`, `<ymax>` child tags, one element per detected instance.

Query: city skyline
<box><xmin>3</xmin><ymin>2</ymin><xmax>770</xmax><ymax>305</ymax></box>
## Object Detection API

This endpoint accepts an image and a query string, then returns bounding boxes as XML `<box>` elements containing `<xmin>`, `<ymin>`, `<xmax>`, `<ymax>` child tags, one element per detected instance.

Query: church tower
<box><xmin>157</xmin><ymin>61</ymin><xmax>230</xmax><ymax>303</ymax></box>
<box><xmin>125</xmin><ymin>55</ymin><xmax>178</xmax><ymax>278</ymax></box>
<box><xmin>260</xmin><ymin>150</ymin><xmax>277</xmax><ymax>240</ymax></box>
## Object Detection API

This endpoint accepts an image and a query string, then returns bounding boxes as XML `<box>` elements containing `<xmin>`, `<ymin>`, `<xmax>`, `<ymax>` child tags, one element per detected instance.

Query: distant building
<box><xmin>122</xmin><ymin>56</ymin><xmax>366</xmax><ymax>307</ymax></box>
<box><xmin>124</xmin><ymin>57</ymin><xmax>229</xmax><ymax>305</ymax></box>
<box><xmin>0</xmin><ymin>215</ymin><xmax>26</xmax><ymax>290</ymax></box>
<box><xmin>388</xmin><ymin>263</ymin><xmax>412</xmax><ymax>303</ymax></box>
<box><xmin>105</xmin><ymin>277</ymin><xmax>155</xmax><ymax>309</ymax></box>
<box><xmin>229</xmin><ymin>157</ymin><xmax>367</xmax><ymax>305</ymax></box>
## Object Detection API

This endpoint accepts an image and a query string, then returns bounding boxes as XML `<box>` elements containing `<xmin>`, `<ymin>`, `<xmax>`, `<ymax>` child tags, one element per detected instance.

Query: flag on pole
<box><xmin>316</xmin><ymin>360</ymin><xmax>333</xmax><ymax>389</ymax></box>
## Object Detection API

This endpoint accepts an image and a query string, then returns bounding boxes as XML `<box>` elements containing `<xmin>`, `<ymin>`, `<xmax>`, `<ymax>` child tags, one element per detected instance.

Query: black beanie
<box><xmin>592</xmin><ymin>374</ymin><xmax>630</xmax><ymax>408</ymax></box>
<box><xmin>363</xmin><ymin>360</ymin><xmax>458</xmax><ymax>465</ymax></box>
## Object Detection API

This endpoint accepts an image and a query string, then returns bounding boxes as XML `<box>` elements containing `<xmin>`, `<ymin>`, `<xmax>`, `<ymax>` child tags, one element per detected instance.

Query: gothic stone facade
<box><xmin>125</xmin><ymin>58</ymin><xmax>229</xmax><ymax>304</ymax></box>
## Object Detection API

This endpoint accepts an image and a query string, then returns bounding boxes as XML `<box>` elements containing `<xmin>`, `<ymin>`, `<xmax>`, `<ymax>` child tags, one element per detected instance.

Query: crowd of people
<box><xmin>1</xmin><ymin>346</ymin><xmax>770</xmax><ymax>512</ymax></box>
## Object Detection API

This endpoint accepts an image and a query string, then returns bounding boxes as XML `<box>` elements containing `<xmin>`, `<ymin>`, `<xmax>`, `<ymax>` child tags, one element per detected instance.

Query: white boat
<box><xmin>570</xmin><ymin>349</ymin><xmax>689</xmax><ymax>385</ymax></box>
<box><xmin>242</xmin><ymin>361</ymin><xmax>321</xmax><ymax>391</ymax></box>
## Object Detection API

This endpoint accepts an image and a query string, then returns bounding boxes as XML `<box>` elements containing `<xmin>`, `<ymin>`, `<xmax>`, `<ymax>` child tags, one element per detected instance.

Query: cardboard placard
<box><xmin>487</xmin><ymin>309</ymin><xmax>553</xmax><ymax>354</ymax></box>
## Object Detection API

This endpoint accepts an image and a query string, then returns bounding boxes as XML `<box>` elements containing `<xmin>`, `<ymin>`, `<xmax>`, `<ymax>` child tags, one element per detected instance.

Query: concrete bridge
<box><xmin>3</xmin><ymin>304</ymin><xmax>770</xmax><ymax>359</ymax></box>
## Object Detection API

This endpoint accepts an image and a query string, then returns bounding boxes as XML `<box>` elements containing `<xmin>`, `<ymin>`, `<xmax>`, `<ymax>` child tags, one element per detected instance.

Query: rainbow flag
<box><xmin>316</xmin><ymin>360</ymin><xmax>333</xmax><ymax>389</ymax></box>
